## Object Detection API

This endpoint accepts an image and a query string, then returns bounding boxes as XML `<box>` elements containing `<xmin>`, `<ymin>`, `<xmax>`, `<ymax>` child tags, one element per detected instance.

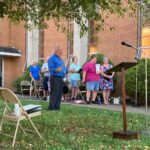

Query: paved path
<box><xmin>18</xmin><ymin>94</ymin><xmax>150</xmax><ymax>115</ymax></box>
<box><xmin>63</xmin><ymin>102</ymin><xmax>150</xmax><ymax>115</ymax></box>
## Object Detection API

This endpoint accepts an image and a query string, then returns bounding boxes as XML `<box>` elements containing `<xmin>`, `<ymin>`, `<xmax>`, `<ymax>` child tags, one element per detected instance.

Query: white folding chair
<box><xmin>0</xmin><ymin>88</ymin><xmax>43</xmax><ymax>147</ymax></box>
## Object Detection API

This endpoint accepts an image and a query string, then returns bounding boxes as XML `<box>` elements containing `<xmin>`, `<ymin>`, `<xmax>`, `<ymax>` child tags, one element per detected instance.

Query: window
<box><xmin>142</xmin><ymin>26</ymin><xmax>150</xmax><ymax>57</ymax></box>
<box><xmin>88</xmin><ymin>21</ymin><xmax>98</xmax><ymax>54</ymax></box>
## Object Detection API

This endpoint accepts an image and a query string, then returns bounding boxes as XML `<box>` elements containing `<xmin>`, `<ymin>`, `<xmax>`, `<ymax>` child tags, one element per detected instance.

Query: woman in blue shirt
<box><xmin>69</xmin><ymin>56</ymin><xmax>81</xmax><ymax>100</ymax></box>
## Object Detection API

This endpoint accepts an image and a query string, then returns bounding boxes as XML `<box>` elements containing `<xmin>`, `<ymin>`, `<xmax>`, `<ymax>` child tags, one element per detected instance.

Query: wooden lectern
<box><xmin>108</xmin><ymin>62</ymin><xmax>139</xmax><ymax>139</ymax></box>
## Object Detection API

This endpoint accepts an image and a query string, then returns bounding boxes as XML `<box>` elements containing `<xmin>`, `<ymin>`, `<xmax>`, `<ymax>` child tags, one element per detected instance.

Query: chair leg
<box><xmin>26</xmin><ymin>115</ymin><xmax>43</xmax><ymax>140</ymax></box>
<box><xmin>19</xmin><ymin>124</ymin><xmax>27</xmax><ymax>136</ymax></box>
<box><xmin>12</xmin><ymin>118</ymin><xmax>20</xmax><ymax>147</ymax></box>
<box><xmin>0</xmin><ymin>117</ymin><xmax>4</xmax><ymax>133</ymax></box>
<box><xmin>0</xmin><ymin>107</ymin><xmax>7</xmax><ymax>133</ymax></box>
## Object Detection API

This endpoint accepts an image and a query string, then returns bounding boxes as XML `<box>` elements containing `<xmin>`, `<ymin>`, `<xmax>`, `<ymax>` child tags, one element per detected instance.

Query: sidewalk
<box><xmin>63</xmin><ymin>102</ymin><xmax>150</xmax><ymax>115</ymax></box>
<box><xmin>18</xmin><ymin>94</ymin><xmax>150</xmax><ymax>115</ymax></box>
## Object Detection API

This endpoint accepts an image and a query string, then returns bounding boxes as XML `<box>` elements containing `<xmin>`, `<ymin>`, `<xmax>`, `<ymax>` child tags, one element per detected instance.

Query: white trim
<box><xmin>0</xmin><ymin>52</ymin><xmax>21</xmax><ymax>57</ymax></box>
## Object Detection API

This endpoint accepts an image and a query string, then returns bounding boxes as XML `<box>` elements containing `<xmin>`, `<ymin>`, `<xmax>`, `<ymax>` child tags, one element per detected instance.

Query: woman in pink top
<box><xmin>82</xmin><ymin>54</ymin><xmax>101</xmax><ymax>104</ymax></box>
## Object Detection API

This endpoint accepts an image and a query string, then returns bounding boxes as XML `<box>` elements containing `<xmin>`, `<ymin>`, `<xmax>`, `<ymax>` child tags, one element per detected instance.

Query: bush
<box><xmin>13</xmin><ymin>63</ymin><xmax>43</xmax><ymax>93</ymax></box>
<box><xmin>96</xmin><ymin>53</ymin><xmax>113</xmax><ymax>65</ymax></box>
<box><xmin>125</xmin><ymin>59</ymin><xmax>150</xmax><ymax>105</ymax></box>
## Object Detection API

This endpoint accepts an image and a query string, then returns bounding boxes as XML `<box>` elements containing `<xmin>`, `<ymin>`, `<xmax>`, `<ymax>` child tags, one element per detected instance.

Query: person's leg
<box><xmin>71</xmin><ymin>87</ymin><xmax>75</xmax><ymax>99</ymax></box>
<box><xmin>106</xmin><ymin>89</ymin><xmax>111</xmax><ymax>103</ymax></box>
<box><xmin>74</xmin><ymin>87</ymin><xmax>78</xmax><ymax>99</ymax></box>
<box><xmin>43</xmin><ymin>77</ymin><xmax>49</xmax><ymax>100</ymax></box>
<box><xmin>91</xmin><ymin>82</ymin><xmax>99</xmax><ymax>103</ymax></box>
<box><xmin>71</xmin><ymin>80</ymin><xmax>77</xmax><ymax>100</ymax></box>
<box><xmin>48</xmin><ymin>77</ymin><xmax>60</xmax><ymax>110</ymax></box>
<box><xmin>86</xmin><ymin>82</ymin><xmax>94</xmax><ymax>104</ymax></box>
<box><xmin>55</xmin><ymin>78</ymin><xmax>64</xmax><ymax>109</ymax></box>
<box><xmin>102</xmin><ymin>90</ymin><xmax>107</xmax><ymax>104</ymax></box>
<box><xmin>86</xmin><ymin>90</ymin><xmax>91</xmax><ymax>103</ymax></box>
<box><xmin>92</xmin><ymin>91</ymin><xmax>97</xmax><ymax>102</ymax></box>
<box><xmin>73</xmin><ymin>80</ymin><xmax>78</xmax><ymax>99</ymax></box>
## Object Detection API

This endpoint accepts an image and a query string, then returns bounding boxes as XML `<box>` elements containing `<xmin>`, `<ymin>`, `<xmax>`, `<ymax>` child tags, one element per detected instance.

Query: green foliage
<box><xmin>96</xmin><ymin>53</ymin><xmax>113</xmax><ymax>65</ymax></box>
<box><xmin>0</xmin><ymin>100</ymin><xmax>150</xmax><ymax>149</ymax></box>
<box><xmin>125</xmin><ymin>59</ymin><xmax>150</xmax><ymax>104</ymax></box>
<box><xmin>142</xmin><ymin>0</ymin><xmax>150</xmax><ymax>25</ymax></box>
<box><xmin>0</xmin><ymin>0</ymin><xmax>137</xmax><ymax>36</ymax></box>
<box><xmin>13</xmin><ymin>62</ymin><xmax>43</xmax><ymax>93</ymax></box>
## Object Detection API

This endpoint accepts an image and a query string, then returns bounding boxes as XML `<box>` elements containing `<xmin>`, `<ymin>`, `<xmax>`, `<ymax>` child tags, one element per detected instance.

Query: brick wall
<box><xmin>95</xmin><ymin>14</ymin><xmax>138</xmax><ymax>96</ymax></box>
<box><xmin>44</xmin><ymin>20</ymin><xmax>68</xmax><ymax>61</ymax></box>
<box><xmin>97</xmin><ymin>14</ymin><xmax>137</xmax><ymax>65</ymax></box>
<box><xmin>0</xmin><ymin>18</ymin><xmax>26</xmax><ymax>89</ymax></box>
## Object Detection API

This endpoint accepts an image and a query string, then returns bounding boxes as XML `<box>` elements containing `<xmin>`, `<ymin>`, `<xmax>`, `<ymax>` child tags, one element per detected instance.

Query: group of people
<box><xmin>29</xmin><ymin>47</ymin><xmax>114</xmax><ymax>111</ymax></box>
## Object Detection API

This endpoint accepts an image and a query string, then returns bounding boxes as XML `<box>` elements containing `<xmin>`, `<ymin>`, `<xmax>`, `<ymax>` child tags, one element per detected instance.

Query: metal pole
<box><xmin>135</xmin><ymin>0</ymin><xmax>142</xmax><ymax>105</ymax></box>
<box><xmin>67</xmin><ymin>17</ymin><xmax>71</xmax><ymax>57</ymax></box>
<box><xmin>145</xmin><ymin>55</ymin><xmax>148</xmax><ymax>129</ymax></box>
<box><xmin>135</xmin><ymin>65</ymin><xmax>138</xmax><ymax>106</ymax></box>
<box><xmin>141</xmin><ymin>52</ymin><xmax>150</xmax><ymax>135</ymax></box>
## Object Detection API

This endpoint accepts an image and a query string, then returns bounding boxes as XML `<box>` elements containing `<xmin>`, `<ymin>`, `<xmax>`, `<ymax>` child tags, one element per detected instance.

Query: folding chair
<box><xmin>0</xmin><ymin>88</ymin><xmax>43</xmax><ymax>147</ymax></box>
<box><xmin>20</xmin><ymin>80</ymin><xmax>31</xmax><ymax>98</ymax></box>
<box><xmin>76</xmin><ymin>81</ymin><xmax>86</xmax><ymax>103</ymax></box>
<box><xmin>30</xmin><ymin>80</ymin><xmax>43</xmax><ymax>99</ymax></box>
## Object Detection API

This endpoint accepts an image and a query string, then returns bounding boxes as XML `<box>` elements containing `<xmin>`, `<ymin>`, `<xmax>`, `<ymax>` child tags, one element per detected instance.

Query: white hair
<box><xmin>103</xmin><ymin>56</ymin><xmax>108</xmax><ymax>62</ymax></box>
<box><xmin>32</xmin><ymin>60</ymin><xmax>37</xmax><ymax>64</ymax></box>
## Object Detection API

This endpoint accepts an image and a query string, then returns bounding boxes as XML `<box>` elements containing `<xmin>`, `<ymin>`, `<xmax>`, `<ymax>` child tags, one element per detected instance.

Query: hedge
<box><xmin>125</xmin><ymin>59</ymin><xmax>150</xmax><ymax>105</ymax></box>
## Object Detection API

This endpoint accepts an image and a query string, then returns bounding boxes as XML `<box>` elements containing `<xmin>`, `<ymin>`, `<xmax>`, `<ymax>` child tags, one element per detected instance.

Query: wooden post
<box><xmin>121</xmin><ymin>67</ymin><xmax>127</xmax><ymax>132</ymax></box>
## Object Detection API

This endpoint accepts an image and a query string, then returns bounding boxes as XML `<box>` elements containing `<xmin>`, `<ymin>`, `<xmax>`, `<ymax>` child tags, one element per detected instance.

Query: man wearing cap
<box><xmin>48</xmin><ymin>47</ymin><xmax>67</xmax><ymax>110</ymax></box>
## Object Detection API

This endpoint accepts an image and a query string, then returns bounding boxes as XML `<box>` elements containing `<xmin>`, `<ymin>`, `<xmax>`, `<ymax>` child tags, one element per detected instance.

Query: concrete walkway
<box><xmin>18</xmin><ymin>94</ymin><xmax>150</xmax><ymax>115</ymax></box>
<box><xmin>63</xmin><ymin>102</ymin><xmax>150</xmax><ymax>115</ymax></box>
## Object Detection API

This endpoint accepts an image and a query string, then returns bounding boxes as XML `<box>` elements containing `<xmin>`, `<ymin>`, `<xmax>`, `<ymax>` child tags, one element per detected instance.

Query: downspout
<box><xmin>67</xmin><ymin>18</ymin><xmax>71</xmax><ymax>58</ymax></box>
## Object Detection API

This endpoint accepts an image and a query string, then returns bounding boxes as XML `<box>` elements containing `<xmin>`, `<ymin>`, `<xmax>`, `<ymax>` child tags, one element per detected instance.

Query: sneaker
<box><xmin>43</xmin><ymin>97</ymin><xmax>47</xmax><ymax>101</ymax></box>
<box><xmin>104</xmin><ymin>100</ymin><xmax>108</xmax><ymax>105</ymax></box>
<box><xmin>86</xmin><ymin>101</ymin><xmax>91</xmax><ymax>104</ymax></box>
<box><xmin>91</xmin><ymin>101</ymin><xmax>97</xmax><ymax>104</ymax></box>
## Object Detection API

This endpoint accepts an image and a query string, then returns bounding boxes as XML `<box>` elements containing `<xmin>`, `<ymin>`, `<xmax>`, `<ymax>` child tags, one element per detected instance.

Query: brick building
<box><xmin>0</xmin><ymin>12</ymin><xmax>150</xmax><ymax>90</ymax></box>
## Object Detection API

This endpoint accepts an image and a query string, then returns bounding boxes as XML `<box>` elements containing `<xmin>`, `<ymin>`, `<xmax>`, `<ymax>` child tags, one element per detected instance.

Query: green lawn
<box><xmin>0</xmin><ymin>100</ymin><xmax>150</xmax><ymax>150</ymax></box>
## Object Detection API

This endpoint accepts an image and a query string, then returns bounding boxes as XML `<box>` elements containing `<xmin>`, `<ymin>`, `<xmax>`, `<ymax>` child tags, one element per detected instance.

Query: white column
<box><xmin>26</xmin><ymin>29</ymin><xmax>39</xmax><ymax>66</ymax></box>
<box><xmin>73</xmin><ymin>20</ymin><xmax>88</xmax><ymax>65</ymax></box>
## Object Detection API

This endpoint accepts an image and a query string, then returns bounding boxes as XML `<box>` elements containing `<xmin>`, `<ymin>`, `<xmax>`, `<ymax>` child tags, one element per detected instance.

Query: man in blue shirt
<box><xmin>48</xmin><ymin>47</ymin><xmax>67</xmax><ymax>110</ymax></box>
<box><xmin>29</xmin><ymin>60</ymin><xmax>41</xmax><ymax>98</ymax></box>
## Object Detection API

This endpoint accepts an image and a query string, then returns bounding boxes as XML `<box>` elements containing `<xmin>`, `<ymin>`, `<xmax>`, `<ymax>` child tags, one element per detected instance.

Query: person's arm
<box><xmin>82</xmin><ymin>71</ymin><xmax>86</xmax><ymax>83</ymax></box>
<box><xmin>38</xmin><ymin>66</ymin><xmax>41</xmax><ymax>80</ymax></box>
<box><xmin>48</xmin><ymin>57</ymin><xmax>62</xmax><ymax>72</ymax></box>
<box><xmin>110</xmin><ymin>65</ymin><xmax>115</xmax><ymax>78</ymax></box>
<box><xmin>82</xmin><ymin>64</ymin><xmax>88</xmax><ymax>82</ymax></box>
<box><xmin>29</xmin><ymin>67</ymin><xmax>34</xmax><ymax>81</ymax></box>
<box><xmin>69</xmin><ymin>64</ymin><xmax>75</xmax><ymax>73</ymax></box>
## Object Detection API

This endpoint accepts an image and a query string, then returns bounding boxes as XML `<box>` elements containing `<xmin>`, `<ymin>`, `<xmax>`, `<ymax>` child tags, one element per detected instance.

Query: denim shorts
<box><xmin>86</xmin><ymin>81</ymin><xmax>99</xmax><ymax>91</ymax></box>
<box><xmin>70</xmin><ymin>80</ymin><xmax>78</xmax><ymax>88</ymax></box>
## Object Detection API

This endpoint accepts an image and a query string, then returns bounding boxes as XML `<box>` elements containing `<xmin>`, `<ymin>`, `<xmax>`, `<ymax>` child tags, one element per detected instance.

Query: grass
<box><xmin>0</xmin><ymin>100</ymin><xmax>150</xmax><ymax>150</ymax></box>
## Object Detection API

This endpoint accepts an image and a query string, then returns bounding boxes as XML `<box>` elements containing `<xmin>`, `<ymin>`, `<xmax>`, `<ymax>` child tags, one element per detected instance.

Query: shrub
<box><xmin>96</xmin><ymin>53</ymin><xmax>113</xmax><ymax>65</ymax></box>
<box><xmin>125</xmin><ymin>59</ymin><xmax>150</xmax><ymax>105</ymax></box>
<box><xmin>13</xmin><ymin>62</ymin><xmax>43</xmax><ymax>93</ymax></box>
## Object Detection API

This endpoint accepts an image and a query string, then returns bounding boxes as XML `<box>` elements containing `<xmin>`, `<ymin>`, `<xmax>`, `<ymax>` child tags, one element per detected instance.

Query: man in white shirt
<box><xmin>41</xmin><ymin>57</ymin><xmax>50</xmax><ymax>100</ymax></box>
